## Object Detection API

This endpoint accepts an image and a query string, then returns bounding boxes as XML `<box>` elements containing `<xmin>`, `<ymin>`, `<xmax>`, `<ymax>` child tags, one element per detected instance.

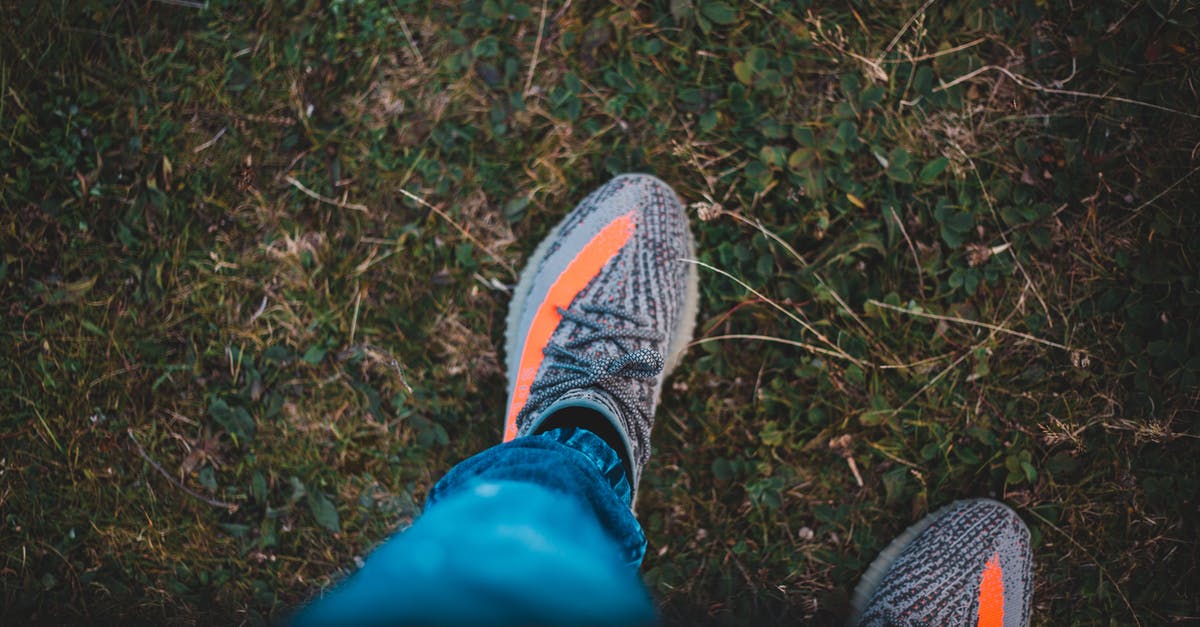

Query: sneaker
<box><xmin>849</xmin><ymin>498</ymin><xmax>1034</xmax><ymax>626</ymax></box>
<box><xmin>502</xmin><ymin>173</ymin><xmax>699</xmax><ymax>499</ymax></box>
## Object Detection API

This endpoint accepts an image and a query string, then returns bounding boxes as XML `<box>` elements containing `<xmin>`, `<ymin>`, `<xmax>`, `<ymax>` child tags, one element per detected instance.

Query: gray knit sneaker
<box><xmin>502</xmin><ymin>173</ymin><xmax>699</xmax><ymax>499</ymax></box>
<box><xmin>849</xmin><ymin>499</ymin><xmax>1034</xmax><ymax>626</ymax></box>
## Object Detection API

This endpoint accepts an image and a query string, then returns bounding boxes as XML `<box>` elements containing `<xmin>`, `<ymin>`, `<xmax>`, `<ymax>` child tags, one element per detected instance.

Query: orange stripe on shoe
<box><xmin>977</xmin><ymin>552</ymin><xmax>1005</xmax><ymax>627</ymax></box>
<box><xmin>503</xmin><ymin>211</ymin><xmax>637</xmax><ymax>441</ymax></box>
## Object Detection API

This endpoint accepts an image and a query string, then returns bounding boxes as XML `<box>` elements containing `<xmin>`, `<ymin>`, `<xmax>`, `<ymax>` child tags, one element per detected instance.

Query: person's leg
<box><xmin>426</xmin><ymin>425</ymin><xmax>645</xmax><ymax>564</ymax></box>
<box><xmin>295</xmin><ymin>427</ymin><xmax>654</xmax><ymax>626</ymax></box>
<box><xmin>296</xmin><ymin>174</ymin><xmax>697</xmax><ymax>624</ymax></box>
<box><xmin>848</xmin><ymin>499</ymin><xmax>1034</xmax><ymax>626</ymax></box>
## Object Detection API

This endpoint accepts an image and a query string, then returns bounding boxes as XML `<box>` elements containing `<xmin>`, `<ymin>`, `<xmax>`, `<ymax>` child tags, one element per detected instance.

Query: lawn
<box><xmin>2</xmin><ymin>0</ymin><xmax>1198</xmax><ymax>624</ymax></box>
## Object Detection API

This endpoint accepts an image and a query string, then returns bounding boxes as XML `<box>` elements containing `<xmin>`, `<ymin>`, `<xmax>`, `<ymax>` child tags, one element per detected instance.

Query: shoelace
<box><xmin>517</xmin><ymin>304</ymin><xmax>665</xmax><ymax>424</ymax></box>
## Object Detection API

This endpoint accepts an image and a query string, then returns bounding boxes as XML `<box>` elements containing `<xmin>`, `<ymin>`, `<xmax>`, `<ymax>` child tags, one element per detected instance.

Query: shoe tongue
<box><xmin>537</xmin><ymin>388</ymin><xmax>624</xmax><ymax>433</ymax></box>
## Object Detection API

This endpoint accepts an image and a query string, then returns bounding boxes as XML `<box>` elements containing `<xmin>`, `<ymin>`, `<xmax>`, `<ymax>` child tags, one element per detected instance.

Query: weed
<box><xmin>1</xmin><ymin>0</ymin><xmax>1197</xmax><ymax>624</ymax></box>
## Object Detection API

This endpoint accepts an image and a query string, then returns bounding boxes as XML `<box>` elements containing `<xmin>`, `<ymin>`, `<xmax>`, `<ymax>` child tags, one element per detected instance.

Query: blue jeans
<box><xmin>294</xmin><ymin>428</ymin><xmax>657</xmax><ymax>625</ymax></box>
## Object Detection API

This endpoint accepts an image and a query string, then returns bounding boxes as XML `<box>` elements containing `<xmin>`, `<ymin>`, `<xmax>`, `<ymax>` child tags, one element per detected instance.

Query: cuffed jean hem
<box><xmin>428</xmin><ymin>428</ymin><xmax>646</xmax><ymax>566</ymax></box>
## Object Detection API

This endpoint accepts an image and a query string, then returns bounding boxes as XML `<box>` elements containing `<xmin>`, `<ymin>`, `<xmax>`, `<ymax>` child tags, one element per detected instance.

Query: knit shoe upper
<box><xmin>850</xmin><ymin>498</ymin><xmax>1034</xmax><ymax>627</ymax></box>
<box><xmin>503</xmin><ymin>174</ymin><xmax>698</xmax><ymax>497</ymax></box>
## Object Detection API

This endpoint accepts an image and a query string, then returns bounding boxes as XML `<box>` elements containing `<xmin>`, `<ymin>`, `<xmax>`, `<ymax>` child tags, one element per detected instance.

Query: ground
<box><xmin>1</xmin><ymin>0</ymin><xmax>1198</xmax><ymax>624</ymax></box>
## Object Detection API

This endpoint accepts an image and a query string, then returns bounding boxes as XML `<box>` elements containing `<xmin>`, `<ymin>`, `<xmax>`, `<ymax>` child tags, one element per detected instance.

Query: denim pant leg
<box><xmin>294</xmin><ymin>429</ymin><xmax>655</xmax><ymax>626</ymax></box>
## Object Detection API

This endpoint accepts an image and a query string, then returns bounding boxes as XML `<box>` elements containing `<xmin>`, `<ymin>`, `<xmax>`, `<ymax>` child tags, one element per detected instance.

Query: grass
<box><xmin>2</xmin><ymin>0</ymin><xmax>1198</xmax><ymax>624</ymax></box>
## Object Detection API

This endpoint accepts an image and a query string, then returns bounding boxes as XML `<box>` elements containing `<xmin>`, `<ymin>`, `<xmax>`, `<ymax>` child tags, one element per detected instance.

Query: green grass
<box><xmin>2</xmin><ymin>0</ymin><xmax>1198</xmax><ymax>624</ymax></box>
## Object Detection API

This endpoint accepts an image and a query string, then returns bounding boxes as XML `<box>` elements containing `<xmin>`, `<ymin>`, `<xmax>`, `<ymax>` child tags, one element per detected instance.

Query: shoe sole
<box><xmin>504</xmin><ymin>173</ymin><xmax>700</xmax><ymax>389</ymax></box>
<box><xmin>846</xmin><ymin>498</ymin><xmax>996</xmax><ymax>626</ymax></box>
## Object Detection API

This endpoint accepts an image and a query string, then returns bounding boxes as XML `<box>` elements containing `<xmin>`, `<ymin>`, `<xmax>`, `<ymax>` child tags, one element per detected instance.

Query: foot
<box><xmin>503</xmin><ymin>173</ymin><xmax>699</xmax><ymax>499</ymax></box>
<box><xmin>849</xmin><ymin>499</ymin><xmax>1034</xmax><ymax>626</ymax></box>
